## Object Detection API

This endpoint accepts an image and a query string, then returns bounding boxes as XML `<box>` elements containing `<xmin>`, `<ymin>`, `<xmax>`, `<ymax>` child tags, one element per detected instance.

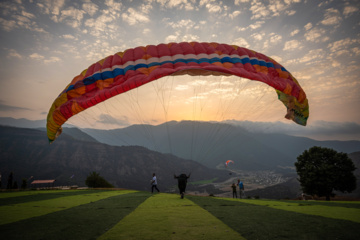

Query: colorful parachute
<box><xmin>225</xmin><ymin>160</ymin><xmax>234</xmax><ymax>167</ymax></box>
<box><xmin>47</xmin><ymin>42</ymin><xmax>309</xmax><ymax>143</ymax></box>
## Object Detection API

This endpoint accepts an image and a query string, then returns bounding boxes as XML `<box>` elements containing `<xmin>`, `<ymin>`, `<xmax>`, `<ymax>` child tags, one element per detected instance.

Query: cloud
<box><xmin>122</xmin><ymin>7</ymin><xmax>150</xmax><ymax>25</ymax></box>
<box><xmin>204</xmin><ymin>2</ymin><xmax>222</xmax><ymax>13</ymax></box>
<box><xmin>320</xmin><ymin>8</ymin><xmax>342</xmax><ymax>26</ymax></box>
<box><xmin>249</xmin><ymin>1</ymin><xmax>270</xmax><ymax>19</ymax></box>
<box><xmin>158</xmin><ymin>0</ymin><xmax>194</xmax><ymax>10</ymax></box>
<box><xmin>29</xmin><ymin>53</ymin><xmax>45</xmax><ymax>60</ymax></box>
<box><xmin>269</xmin><ymin>34</ymin><xmax>282</xmax><ymax>43</ymax></box>
<box><xmin>304</xmin><ymin>22</ymin><xmax>312</xmax><ymax>31</ymax></box>
<box><xmin>229</xmin><ymin>10</ymin><xmax>241</xmax><ymax>19</ymax></box>
<box><xmin>232</xmin><ymin>37</ymin><xmax>250</xmax><ymax>48</ymax></box>
<box><xmin>236</xmin><ymin>21</ymin><xmax>264</xmax><ymax>32</ymax></box>
<box><xmin>28</xmin><ymin>53</ymin><xmax>61</xmax><ymax>64</ymax></box>
<box><xmin>165</xmin><ymin>34</ymin><xmax>178</xmax><ymax>42</ymax></box>
<box><xmin>327</xmin><ymin>38</ymin><xmax>359</xmax><ymax>53</ymax></box>
<box><xmin>0</xmin><ymin>3</ymin><xmax>47</xmax><ymax>33</ymax></box>
<box><xmin>0</xmin><ymin>102</ymin><xmax>30</xmax><ymax>112</ymax></box>
<box><xmin>82</xmin><ymin>2</ymin><xmax>99</xmax><ymax>16</ymax></box>
<box><xmin>98</xmin><ymin>114</ymin><xmax>130</xmax><ymax>127</ymax></box>
<box><xmin>248</xmin><ymin>0</ymin><xmax>299</xmax><ymax>20</ymax></box>
<box><xmin>235</xmin><ymin>0</ymin><xmax>250</xmax><ymax>4</ymax></box>
<box><xmin>58</xmin><ymin>7</ymin><xmax>85</xmax><ymax>28</ymax></box>
<box><xmin>249</xmin><ymin>21</ymin><xmax>265</xmax><ymax>30</ymax></box>
<box><xmin>304</xmin><ymin>27</ymin><xmax>329</xmax><ymax>43</ymax></box>
<box><xmin>0</xmin><ymin>18</ymin><xmax>16</xmax><ymax>31</ymax></box>
<box><xmin>165</xmin><ymin>19</ymin><xmax>196</xmax><ymax>30</ymax></box>
<box><xmin>84</xmin><ymin>13</ymin><xmax>115</xmax><ymax>37</ymax></box>
<box><xmin>6</xmin><ymin>49</ymin><xmax>23</xmax><ymax>59</ymax></box>
<box><xmin>343</xmin><ymin>5</ymin><xmax>358</xmax><ymax>17</ymax></box>
<box><xmin>290</xmin><ymin>29</ymin><xmax>299</xmax><ymax>36</ymax></box>
<box><xmin>62</xmin><ymin>34</ymin><xmax>76</xmax><ymax>40</ymax></box>
<box><xmin>21</xmin><ymin>10</ymin><xmax>35</xmax><ymax>19</ymax></box>
<box><xmin>299</xmin><ymin>49</ymin><xmax>325</xmax><ymax>63</ymax></box>
<box><xmin>283</xmin><ymin>40</ymin><xmax>302</xmax><ymax>51</ymax></box>
<box><xmin>37</xmin><ymin>0</ymin><xmax>65</xmax><ymax>16</ymax></box>
<box><xmin>180</xmin><ymin>34</ymin><xmax>200</xmax><ymax>42</ymax></box>
<box><xmin>44</xmin><ymin>56</ymin><xmax>61</xmax><ymax>64</ymax></box>
<box><xmin>105</xmin><ymin>0</ymin><xmax>122</xmax><ymax>11</ymax></box>
<box><xmin>251</xmin><ymin>32</ymin><xmax>265</xmax><ymax>41</ymax></box>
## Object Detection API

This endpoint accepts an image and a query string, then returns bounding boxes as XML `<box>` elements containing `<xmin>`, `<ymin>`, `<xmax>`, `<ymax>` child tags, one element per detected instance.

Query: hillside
<box><xmin>0</xmin><ymin>125</ymin><xmax>229</xmax><ymax>192</ymax></box>
<box><xmin>80</xmin><ymin>121</ymin><xmax>360</xmax><ymax>171</ymax></box>
<box><xmin>1</xmin><ymin>117</ymin><xmax>359</xmax><ymax>173</ymax></box>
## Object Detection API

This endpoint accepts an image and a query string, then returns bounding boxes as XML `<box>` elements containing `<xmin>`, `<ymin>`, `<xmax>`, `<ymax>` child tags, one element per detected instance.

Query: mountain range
<box><xmin>1</xmin><ymin>117</ymin><xmax>359</xmax><ymax>199</ymax></box>
<box><xmin>78</xmin><ymin>120</ymin><xmax>360</xmax><ymax>172</ymax></box>
<box><xmin>0</xmin><ymin>125</ymin><xmax>229</xmax><ymax>194</ymax></box>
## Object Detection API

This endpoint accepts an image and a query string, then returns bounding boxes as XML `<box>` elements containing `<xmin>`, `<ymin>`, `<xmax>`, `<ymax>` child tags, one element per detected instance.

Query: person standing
<box><xmin>231</xmin><ymin>183</ymin><xmax>237</xmax><ymax>198</ymax></box>
<box><xmin>238</xmin><ymin>179</ymin><xmax>245</xmax><ymax>198</ymax></box>
<box><xmin>174</xmin><ymin>173</ymin><xmax>190</xmax><ymax>198</ymax></box>
<box><xmin>151</xmin><ymin>173</ymin><xmax>160</xmax><ymax>193</ymax></box>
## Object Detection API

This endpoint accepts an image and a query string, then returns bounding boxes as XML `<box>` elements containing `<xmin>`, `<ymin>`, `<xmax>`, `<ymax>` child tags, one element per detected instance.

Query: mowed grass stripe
<box><xmin>98</xmin><ymin>193</ymin><xmax>245</xmax><ymax>240</ymax></box>
<box><xmin>0</xmin><ymin>190</ymin><xmax>65</xmax><ymax>198</ymax></box>
<box><xmin>224</xmin><ymin>198</ymin><xmax>360</xmax><ymax>223</ymax></box>
<box><xmin>279</xmin><ymin>200</ymin><xmax>360</xmax><ymax>209</ymax></box>
<box><xmin>0</xmin><ymin>191</ymin><xmax>151</xmax><ymax>240</ymax></box>
<box><xmin>0</xmin><ymin>190</ymin><xmax>137</xmax><ymax>225</ymax></box>
<box><xmin>188</xmin><ymin>196</ymin><xmax>360</xmax><ymax>240</ymax></box>
<box><xmin>0</xmin><ymin>190</ymin><xmax>109</xmax><ymax>206</ymax></box>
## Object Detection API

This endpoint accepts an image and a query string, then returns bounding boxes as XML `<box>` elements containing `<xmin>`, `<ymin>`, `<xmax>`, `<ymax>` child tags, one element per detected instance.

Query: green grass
<box><xmin>1</xmin><ymin>190</ymin><xmax>360</xmax><ymax>240</ymax></box>
<box><xmin>189</xmin><ymin>177</ymin><xmax>218</xmax><ymax>185</ymax></box>
<box><xmin>223</xmin><ymin>198</ymin><xmax>360</xmax><ymax>223</ymax></box>
<box><xmin>0</xmin><ymin>190</ymin><xmax>137</xmax><ymax>225</ymax></box>
<box><xmin>188</xmin><ymin>196</ymin><xmax>360</xmax><ymax>240</ymax></box>
<box><xmin>98</xmin><ymin>193</ymin><xmax>244</xmax><ymax>240</ymax></box>
<box><xmin>0</xmin><ymin>190</ymin><xmax>149</xmax><ymax>240</ymax></box>
<box><xmin>0</xmin><ymin>189</ymin><xmax>109</xmax><ymax>205</ymax></box>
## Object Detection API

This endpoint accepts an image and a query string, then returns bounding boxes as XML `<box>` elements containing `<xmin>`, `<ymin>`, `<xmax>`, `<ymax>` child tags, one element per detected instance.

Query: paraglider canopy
<box><xmin>46</xmin><ymin>41</ymin><xmax>309</xmax><ymax>143</ymax></box>
<box><xmin>225</xmin><ymin>160</ymin><xmax>234</xmax><ymax>167</ymax></box>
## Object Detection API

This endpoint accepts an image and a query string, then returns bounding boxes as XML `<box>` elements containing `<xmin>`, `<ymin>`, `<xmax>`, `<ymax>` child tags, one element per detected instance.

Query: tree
<box><xmin>7</xmin><ymin>171</ymin><xmax>13</xmax><ymax>189</ymax></box>
<box><xmin>85</xmin><ymin>172</ymin><xmax>114</xmax><ymax>188</ymax></box>
<box><xmin>295</xmin><ymin>146</ymin><xmax>357</xmax><ymax>201</ymax></box>
<box><xmin>21</xmin><ymin>178</ymin><xmax>27</xmax><ymax>189</ymax></box>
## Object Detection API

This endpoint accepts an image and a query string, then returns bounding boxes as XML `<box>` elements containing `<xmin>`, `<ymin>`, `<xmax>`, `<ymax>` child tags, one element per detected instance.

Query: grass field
<box><xmin>0</xmin><ymin>189</ymin><xmax>359</xmax><ymax>239</ymax></box>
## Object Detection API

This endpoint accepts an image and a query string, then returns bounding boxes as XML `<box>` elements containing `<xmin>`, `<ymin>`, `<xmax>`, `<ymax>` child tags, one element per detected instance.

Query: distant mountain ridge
<box><xmin>1</xmin><ymin>125</ymin><xmax>359</xmax><ymax>199</ymax></box>
<box><xmin>0</xmin><ymin>125</ymin><xmax>228</xmax><ymax>192</ymax></box>
<box><xmin>78</xmin><ymin>121</ymin><xmax>360</xmax><ymax>171</ymax></box>
<box><xmin>0</xmin><ymin>117</ymin><xmax>46</xmax><ymax>128</ymax></box>
<box><xmin>1</xmin><ymin>117</ymin><xmax>358</xmax><ymax>172</ymax></box>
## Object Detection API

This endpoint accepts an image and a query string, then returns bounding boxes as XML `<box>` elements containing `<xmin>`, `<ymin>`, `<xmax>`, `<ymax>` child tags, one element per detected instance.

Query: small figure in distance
<box><xmin>238</xmin><ymin>179</ymin><xmax>245</xmax><ymax>198</ymax></box>
<box><xmin>151</xmin><ymin>173</ymin><xmax>160</xmax><ymax>193</ymax></box>
<box><xmin>231</xmin><ymin>183</ymin><xmax>237</xmax><ymax>198</ymax></box>
<box><xmin>174</xmin><ymin>173</ymin><xmax>191</xmax><ymax>199</ymax></box>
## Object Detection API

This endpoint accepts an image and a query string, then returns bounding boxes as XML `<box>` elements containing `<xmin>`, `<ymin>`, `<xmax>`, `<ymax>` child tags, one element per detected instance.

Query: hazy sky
<box><xmin>0</xmin><ymin>0</ymin><xmax>359</xmax><ymax>139</ymax></box>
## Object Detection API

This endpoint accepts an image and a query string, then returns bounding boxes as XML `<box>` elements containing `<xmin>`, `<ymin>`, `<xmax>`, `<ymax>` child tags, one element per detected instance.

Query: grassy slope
<box><xmin>188</xmin><ymin>196</ymin><xmax>360</xmax><ymax>240</ymax></box>
<box><xmin>1</xmin><ymin>190</ymin><xmax>360</xmax><ymax>240</ymax></box>
<box><xmin>0</xmin><ymin>190</ymin><xmax>150</xmax><ymax>240</ymax></box>
<box><xmin>0</xmin><ymin>190</ymin><xmax>137</xmax><ymax>225</ymax></box>
<box><xmin>98</xmin><ymin>193</ymin><xmax>244</xmax><ymax>240</ymax></box>
<box><xmin>224</xmin><ymin>198</ymin><xmax>360</xmax><ymax>223</ymax></box>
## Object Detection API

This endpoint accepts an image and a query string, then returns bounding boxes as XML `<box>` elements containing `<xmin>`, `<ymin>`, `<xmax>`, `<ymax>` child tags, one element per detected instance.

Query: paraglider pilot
<box><xmin>174</xmin><ymin>173</ymin><xmax>191</xmax><ymax>199</ymax></box>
